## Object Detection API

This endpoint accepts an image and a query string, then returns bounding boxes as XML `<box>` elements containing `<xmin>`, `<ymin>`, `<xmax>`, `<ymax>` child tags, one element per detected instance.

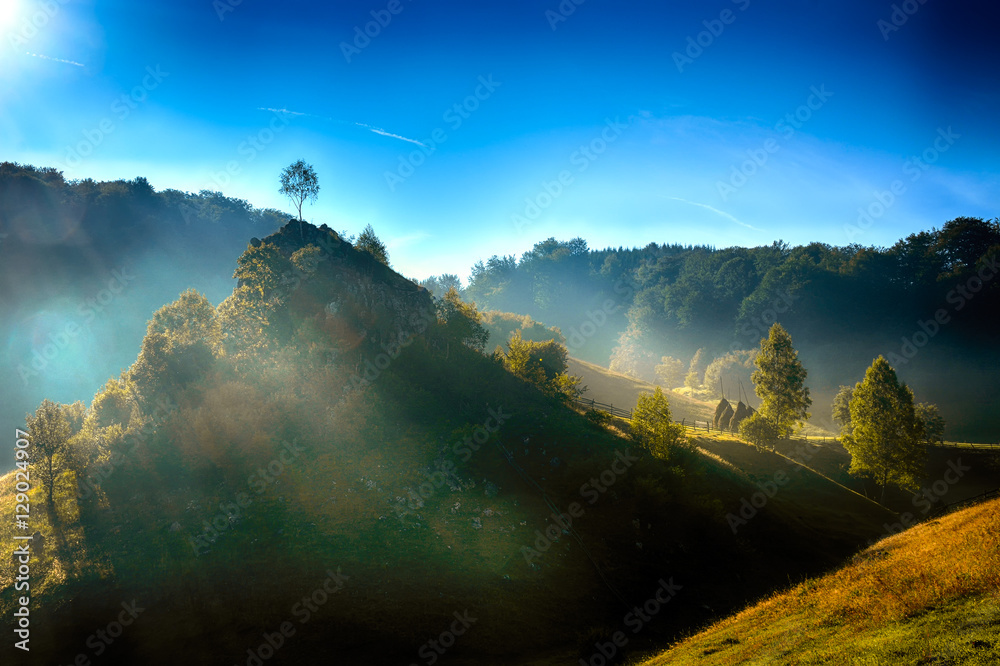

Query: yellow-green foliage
<box><xmin>498</xmin><ymin>330</ymin><xmax>581</xmax><ymax>399</ymax></box>
<box><xmin>480</xmin><ymin>310</ymin><xmax>565</xmax><ymax>348</ymax></box>
<box><xmin>631</xmin><ymin>387</ymin><xmax>687</xmax><ymax>459</ymax></box>
<box><xmin>640</xmin><ymin>497</ymin><xmax>1000</xmax><ymax>665</ymax></box>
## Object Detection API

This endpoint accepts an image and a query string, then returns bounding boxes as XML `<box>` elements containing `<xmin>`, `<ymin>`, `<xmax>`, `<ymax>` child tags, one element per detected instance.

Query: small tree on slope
<box><xmin>842</xmin><ymin>355</ymin><xmax>925</xmax><ymax>504</ymax></box>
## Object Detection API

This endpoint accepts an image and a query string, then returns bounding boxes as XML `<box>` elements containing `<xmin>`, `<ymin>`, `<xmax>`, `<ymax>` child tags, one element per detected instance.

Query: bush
<box><xmin>738</xmin><ymin>411</ymin><xmax>781</xmax><ymax>451</ymax></box>
<box><xmin>585</xmin><ymin>409</ymin><xmax>613</xmax><ymax>427</ymax></box>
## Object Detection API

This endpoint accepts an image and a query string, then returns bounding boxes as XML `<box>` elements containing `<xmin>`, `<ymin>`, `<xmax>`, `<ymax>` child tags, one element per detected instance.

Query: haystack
<box><xmin>715</xmin><ymin>401</ymin><xmax>734</xmax><ymax>429</ymax></box>
<box><xmin>713</xmin><ymin>398</ymin><xmax>732</xmax><ymax>428</ymax></box>
<box><xmin>728</xmin><ymin>401</ymin><xmax>751</xmax><ymax>431</ymax></box>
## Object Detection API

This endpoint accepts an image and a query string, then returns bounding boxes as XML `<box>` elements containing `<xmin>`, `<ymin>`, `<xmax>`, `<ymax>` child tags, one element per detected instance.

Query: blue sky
<box><xmin>2</xmin><ymin>0</ymin><xmax>999</xmax><ymax>282</ymax></box>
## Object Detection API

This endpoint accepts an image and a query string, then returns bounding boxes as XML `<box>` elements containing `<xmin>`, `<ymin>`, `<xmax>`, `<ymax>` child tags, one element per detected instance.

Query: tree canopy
<box><xmin>356</xmin><ymin>224</ymin><xmax>389</xmax><ymax>266</ymax></box>
<box><xmin>279</xmin><ymin>159</ymin><xmax>320</xmax><ymax>222</ymax></box>
<box><xmin>631</xmin><ymin>386</ymin><xmax>687</xmax><ymax>459</ymax></box>
<box><xmin>751</xmin><ymin>323</ymin><xmax>811</xmax><ymax>438</ymax></box>
<box><xmin>27</xmin><ymin>399</ymin><xmax>72</xmax><ymax>505</ymax></box>
<box><xmin>842</xmin><ymin>356</ymin><xmax>926</xmax><ymax>503</ymax></box>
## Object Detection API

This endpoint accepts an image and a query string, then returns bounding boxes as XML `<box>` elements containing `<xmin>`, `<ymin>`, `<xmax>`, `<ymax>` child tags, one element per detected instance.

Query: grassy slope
<box><xmin>568</xmin><ymin>357</ymin><xmax>714</xmax><ymax>424</ymax></box>
<box><xmin>636</xmin><ymin>496</ymin><xmax>1000</xmax><ymax>665</ymax></box>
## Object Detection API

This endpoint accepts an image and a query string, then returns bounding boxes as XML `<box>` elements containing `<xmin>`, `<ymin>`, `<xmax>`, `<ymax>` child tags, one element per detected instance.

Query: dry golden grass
<box><xmin>638</xmin><ymin>496</ymin><xmax>1000</xmax><ymax>665</ymax></box>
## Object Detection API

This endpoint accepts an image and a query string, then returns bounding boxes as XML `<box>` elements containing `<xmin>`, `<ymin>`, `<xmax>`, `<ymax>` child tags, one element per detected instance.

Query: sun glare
<box><xmin>0</xmin><ymin>1</ymin><xmax>20</xmax><ymax>34</ymax></box>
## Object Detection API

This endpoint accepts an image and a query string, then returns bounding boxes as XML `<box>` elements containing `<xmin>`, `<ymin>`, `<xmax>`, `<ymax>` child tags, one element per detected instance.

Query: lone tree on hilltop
<box><xmin>27</xmin><ymin>399</ymin><xmax>72</xmax><ymax>506</ymax></box>
<box><xmin>751</xmin><ymin>323</ymin><xmax>811</xmax><ymax>439</ymax></box>
<box><xmin>842</xmin><ymin>356</ymin><xmax>926</xmax><ymax>504</ymax></box>
<box><xmin>279</xmin><ymin>160</ymin><xmax>319</xmax><ymax>234</ymax></box>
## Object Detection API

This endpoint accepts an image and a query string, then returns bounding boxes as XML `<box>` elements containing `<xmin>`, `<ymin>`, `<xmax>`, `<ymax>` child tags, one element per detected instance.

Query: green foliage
<box><xmin>233</xmin><ymin>242</ymin><xmax>294</xmax><ymax>300</ymax></box>
<box><xmin>842</xmin><ymin>356</ymin><xmax>926</xmax><ymax>502</ymax></box>
<box><xmin>630</xmin><ymin>387</ymin><xmax>687</xmax><ymax>459</ymax></box>
<box><xmin>419</xmin><ymin>273</ymin><xmax>463</xmax><ymax>299</ymax></box>
<box><xmin>751</xmin><ymin>323</ymin><xmax>811</xmax><ymax>438</ymax></box>
<box><xmin>89</xmin><ymin>378</ymin><xmax>138</xmax><ymax>429</ymax></box>
<box><xmin>609</xmin><ymin>326</ymin><xmax>658</xmax><ymax>381</ymax></box>
<box><xmin>356</xmin><ymin>224</ymin><xmax>389</xmax><ymax>266</ymax></box>
<box><xmin>685</xmin><ymin>348</ymin><xmax>706</xmax><ymax>389</ymax></box>
<box><xmin>654</xmin><ymin>356</ymin><xmax>685</xmax><ymax>388</ymax></box>
<box><xmin>915</xmin><ymin>402</ymin><xmax>946</xmax><ymax>446</ymax></box>
<box><xmin>26</xmin><ymin>399</ymin><xmax>72</xmax><ymax>504</ymax></box>
<box><xmin>437</xmin><ymin>287</ymin><xmax>489</xmax><ymax>353</ymax></box>
<box><xmin>704</xmin><ymin>349</ymin><xmax>757</xmax><ymax>399</ymax></box>
<box><xmin>278</xmin><ymin>159</ymin><xmax>319</xmax><ymax>221</ymax></box>
<box><xmin>291</xmin><ymin>244</ymin><xmax>324</xmax><ymax>275</ymax></box>
<box><xmin>480</xmin><ymin>310</ymin><xmax>565</xmax><ymax>349</ymax></box>
<box><xmin>499</xmin><ymin>330</ymin><xmax>582</xmax><ymax>399</ymax></box>
<box><xmin>584</xmin><ymin>409</ymin><xmax>613</xmax><ymax>427</ymax></box>
<box><xmin>738</xmin><ymin>411</ymin><xmax>781</xmax><ymax>452</ymax></box>
<box><xmin>147</xmin><ymin>288</ymin><xmax>222</xmax><ymax>352</ymax></box>
<box><xmin>832</xmin><ymin>384</ymin><xmax>854</xmax><ymax>435</ymax></box>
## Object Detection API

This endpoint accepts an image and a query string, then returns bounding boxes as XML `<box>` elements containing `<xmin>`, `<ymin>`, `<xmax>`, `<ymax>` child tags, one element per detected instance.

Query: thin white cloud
<box><xmin>256</xmin><ymin>107</ymin><xmax>426</xmax><ymax>147</ymax></box>
<box><xmin>663</xmin><ymin>196</ymin><xmax>763</xmax><ymax>232</ymax></box>
<box><xmin>353</xmin><ymin>122</ymin><xmax>427</xmax><ymax>148</ymax></box>
<box><xmin>26</xmin><ymin>52</ymin><xmax>84</xmax><ymax>67</ymax></box>
<box><xmin>257</xmin><ymin>107</ymin><xmax>310</xmax><ymax>117</ymax></box>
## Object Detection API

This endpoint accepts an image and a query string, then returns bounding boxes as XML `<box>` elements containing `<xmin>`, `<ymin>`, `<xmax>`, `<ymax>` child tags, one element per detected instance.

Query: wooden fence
<box><xmin>928</xmin><ymin>487</ymin><xmax>1000</xmax><ymax>518</ymax></box>
<box><xmin>932</xmin><ymin>441</ymin><xmax>1000</xmax><ymax>451</ymax></box>
<box><xmin>573</xmin><ymin>398</ymin><xmax>998</xmax><ymax>451</ymax></box>
<box><xmin>572</xmin><ymin>397</ymin><xmax>634</xmax><ymax>421</ymax></box>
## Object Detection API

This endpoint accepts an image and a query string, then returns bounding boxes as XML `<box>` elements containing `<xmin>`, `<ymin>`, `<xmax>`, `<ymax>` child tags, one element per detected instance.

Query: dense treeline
<box><xmin>463</xmin><ymin>219</ymin><xmax>1000</xmax><ymax>439</ymax></box>
<box><xmin>0</xmin><ymin>162</ymin><xmax>288</xmax><ymax>449</ymax></box>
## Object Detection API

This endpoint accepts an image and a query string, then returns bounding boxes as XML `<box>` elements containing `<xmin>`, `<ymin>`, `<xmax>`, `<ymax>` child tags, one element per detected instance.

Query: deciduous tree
<box><xmin>279</xmin><ymin>159</ymin><xmax>319</xmax><ymax>222</ymax></box>
<box><xmin>27</xmin><ymin>399</ymin><xmax>72</xmax><ymax>506</ymax></box>
<box><xmin>842</xmin><ymin>356</ymin><xmax>925</xmax><ymax>504</ymax></box>
<box><xmin>631</xmin><ymin>387</ymin><xmax>687</xmax><ymax>459</ymax></box>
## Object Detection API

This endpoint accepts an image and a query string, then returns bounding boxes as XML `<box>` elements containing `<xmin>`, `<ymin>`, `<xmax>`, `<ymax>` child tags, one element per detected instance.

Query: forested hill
<box><xmin>0</xmin><ymin>162</ymin><xmax>287</xmax><ymax>457</ymax></box>
<box><xmin>462</xmin><ymin>221</ymin><xmax>1000</xmax><ymax>441</ymax></box>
